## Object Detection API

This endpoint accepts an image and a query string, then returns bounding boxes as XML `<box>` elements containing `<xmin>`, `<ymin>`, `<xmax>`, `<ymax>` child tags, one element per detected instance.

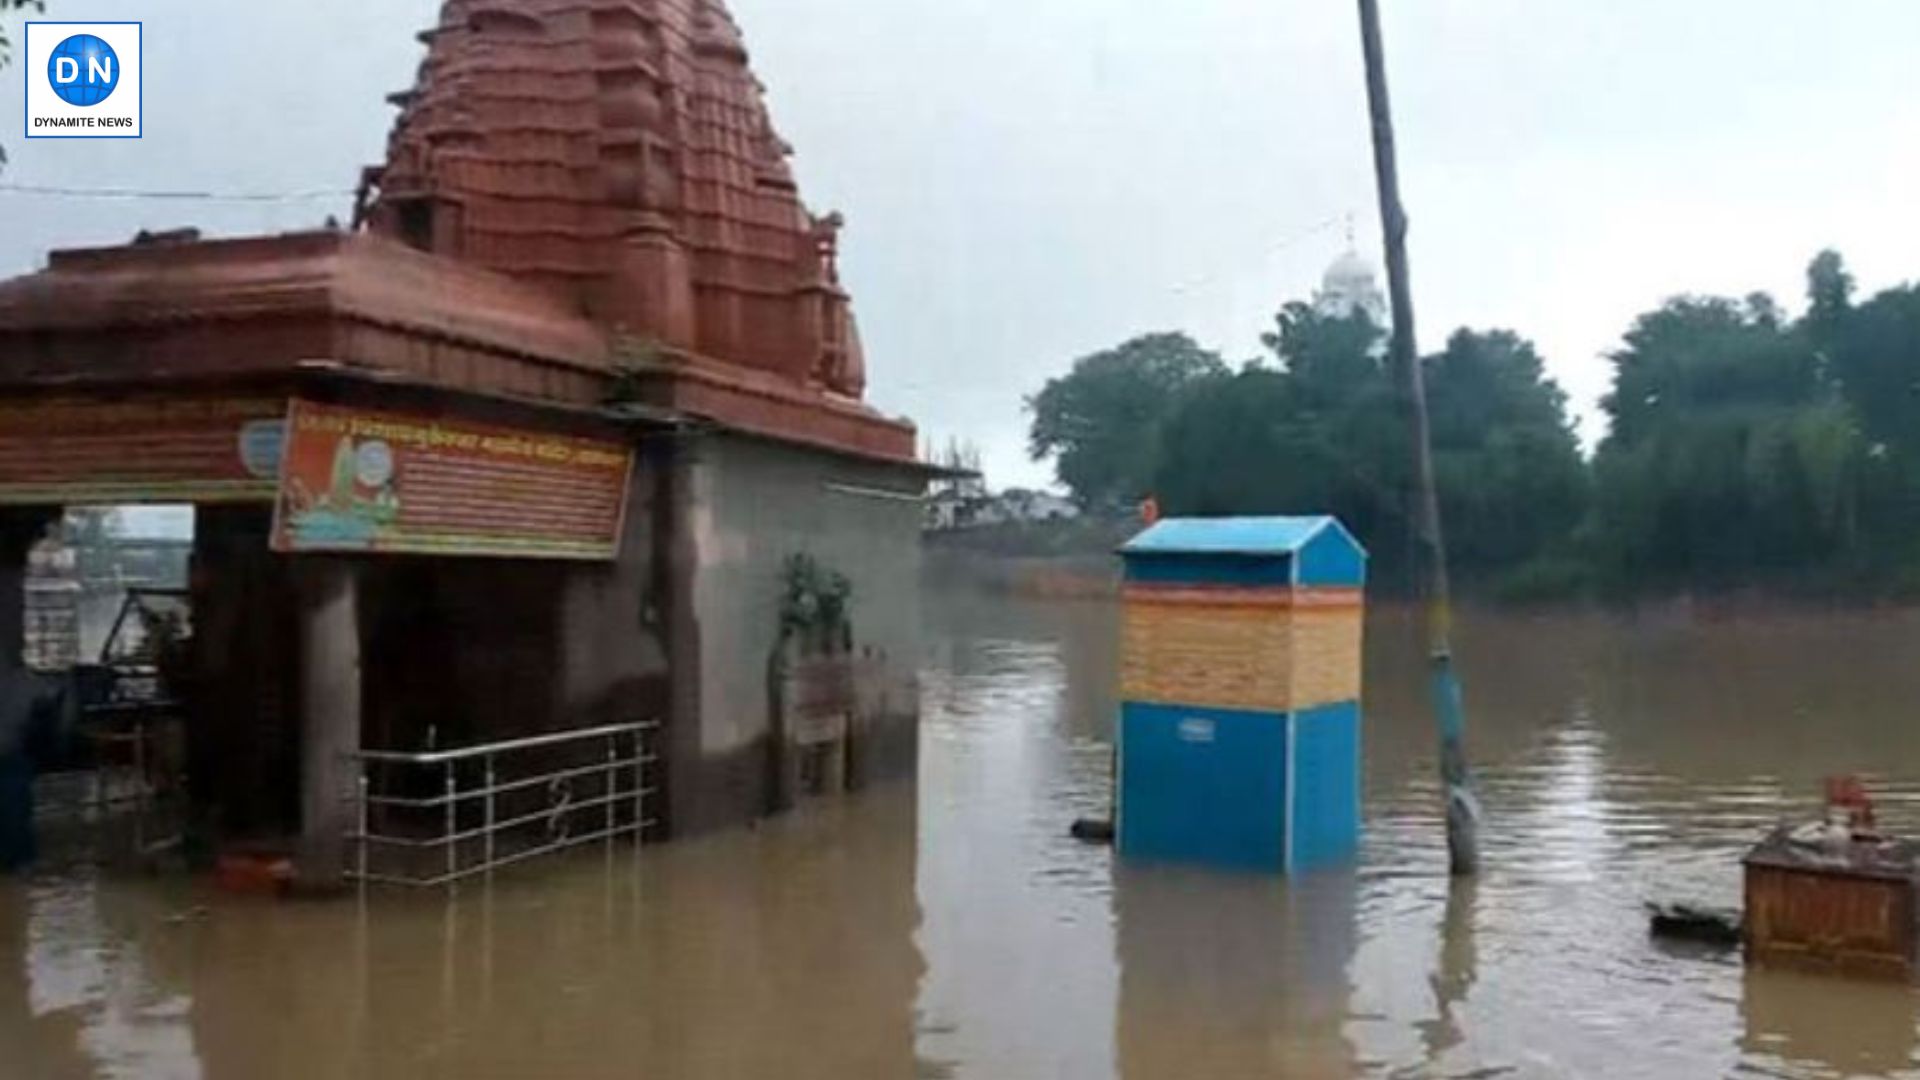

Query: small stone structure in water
<box><xmin>1744</xmin><ymin>784</ymin><xmax>1920</xmax><ymax>981</ymax></box>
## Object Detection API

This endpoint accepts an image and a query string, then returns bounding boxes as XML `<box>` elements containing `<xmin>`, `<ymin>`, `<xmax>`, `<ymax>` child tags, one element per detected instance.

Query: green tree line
<box><xmin>1027</xmin><ymin>251</ymin><xmax>1920</xmax><ymax>601</ymax></box>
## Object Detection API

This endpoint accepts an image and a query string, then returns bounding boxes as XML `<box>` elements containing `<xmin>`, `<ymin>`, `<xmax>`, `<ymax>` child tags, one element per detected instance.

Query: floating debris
<box><xmin>162</xmin><ymin>906</ymin><xmax>210</xmax><ymax>927</ymax></box>
<box><xmin>1647</xmin><ymin>902</ymin><xmax>1742</xmax><ymax>948</ymax></box>
<box><xmin>1069</xmin><ymin>818</ymin><xmax>1114</xmax><ymax>845</ymax></box>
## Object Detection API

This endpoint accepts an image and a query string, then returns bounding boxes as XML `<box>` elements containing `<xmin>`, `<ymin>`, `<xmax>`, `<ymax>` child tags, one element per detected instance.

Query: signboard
<box><xmin>270</xmin><ymin>400</ymin><xmax>633</xmax><ymax>560</ymax></box>
<box><xmin>0</xmin><ymin>397</ymin><xmax>287</xmax><ymax>505</ymax></box>
<box><xmin>786</xmin><ymin>654</ymin><xmax>854</xmax><ymax>747</ymax></box>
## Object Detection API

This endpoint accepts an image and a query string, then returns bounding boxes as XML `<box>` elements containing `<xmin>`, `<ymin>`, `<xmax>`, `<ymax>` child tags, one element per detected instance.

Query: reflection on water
<box><xmin>1114</xmin><ymin>865</ymin><xmax>1358</xmax><ymax>1077</ymax></box>
<box><xmin>7</xmin><ymin>595</ymin><xmax>1920</xmax><ymax>1077</ymax></box>
<box><xmin>0</xmin><ymin>797</ymin><xmax>924</xmax><ymax>1080</ymax></box>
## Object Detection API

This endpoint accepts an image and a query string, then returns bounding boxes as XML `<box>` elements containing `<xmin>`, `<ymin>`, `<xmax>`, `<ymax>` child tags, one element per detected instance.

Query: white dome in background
<box><xmin>1323</xmin><ymin>249</ymin><xmax>1378</xmax><ymax>288</ymax></box>
<box><xmin>1312</xmin><ymin>247</ymin><xmax>1389</xmax><ymax>328</ymax></box>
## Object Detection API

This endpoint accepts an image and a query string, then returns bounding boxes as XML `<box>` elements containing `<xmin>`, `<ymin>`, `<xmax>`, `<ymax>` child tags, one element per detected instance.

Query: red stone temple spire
<box><xmin>0</xmin><ymin>0</ymin><xmax>910</xmax><ymax>462</ymax></box>
<box><xmin>361</xmin><ymin>0</ymin><xmax>867</xmax><ymax>400</ymax></box>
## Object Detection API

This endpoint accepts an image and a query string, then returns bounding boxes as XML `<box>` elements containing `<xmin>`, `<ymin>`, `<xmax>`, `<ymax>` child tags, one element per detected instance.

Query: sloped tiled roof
<box><xmin>0</xmin><ymin>230</ymin><xmax>614</xmax><ymax>404</ymax></box>
<box><xmin>0</xmin><ymin>231</ymin><xmax>603</xmax><ymax>364</ymax></box>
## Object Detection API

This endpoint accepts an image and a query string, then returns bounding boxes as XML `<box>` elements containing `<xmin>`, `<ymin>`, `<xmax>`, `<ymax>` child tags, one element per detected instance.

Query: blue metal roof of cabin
<box><xmin>1120</xmin><ymin>516</ymin><xmax>1360</xmax><ymax>557</ymax></box>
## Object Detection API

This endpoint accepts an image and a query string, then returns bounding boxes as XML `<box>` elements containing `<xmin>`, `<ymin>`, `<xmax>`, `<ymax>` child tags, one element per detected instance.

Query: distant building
<box><xmin>983</xmin><ymin>489</ymin><xmax>1080</xmax><ymax>526</ymax></box>
<box><xmin>24</xmin><ymin>538</ymin><xmax>80</xmax><ymax>672</ymax></box>
<box><xmin>923</xmin><ymin>442</ymin><xmax>987</xmax><ymax>531</ymax></box>
<box><xmin>924</xmin><ymin>490</ymin><xmax>978</xmax><ymax>532</ymax></box>
<box><xmin>925</xmin><ymin>487</ymin><xmax>1081</xmax><ymax>532</ymax></box>
<box><xmin>1313</xmin><ymin>248</ymin><xmax>1389</xmax><ymax>329</ymax></box>
<box><xmin>22</xmin><ymin>525</ymin><xmax>194</xmax><ymax>671</ymax></box>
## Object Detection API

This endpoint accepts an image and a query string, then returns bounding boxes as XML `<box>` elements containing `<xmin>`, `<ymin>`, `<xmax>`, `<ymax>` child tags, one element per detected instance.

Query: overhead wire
<box><xmin>1165</xmin><ymin>212</ymin><xmax>1348</xmax><ymax>296</ymax></box>
<box><xmin>0</xmin><ymin>182</ymin><xmax>352</xmax><ymax>203</ymax></box>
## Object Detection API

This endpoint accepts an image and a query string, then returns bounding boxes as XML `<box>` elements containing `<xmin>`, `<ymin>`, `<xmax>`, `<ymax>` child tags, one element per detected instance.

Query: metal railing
<box><xmin>346</xmin><ymin>721</ymin><xmax>660</xmax><ymax>890</ymax></box>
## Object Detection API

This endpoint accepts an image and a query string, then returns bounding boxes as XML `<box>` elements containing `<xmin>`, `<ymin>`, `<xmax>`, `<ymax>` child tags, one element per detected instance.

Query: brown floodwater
<box><xmin>7</xmin><ymin>593</ymin><xmax>1920</xmax><ymax>1078</ymax></box>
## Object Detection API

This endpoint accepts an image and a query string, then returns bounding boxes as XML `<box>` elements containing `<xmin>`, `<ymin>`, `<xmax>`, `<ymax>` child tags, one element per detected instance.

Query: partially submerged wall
<box><xmin>665</xmin><ymin>434</ymin><xmax>923</xmax><ymax>834</ymax></box>
<box><xmin>185</xmin><ymin>462</ymin><xmax>669</xmax><ymax>867</ymax></box>
<box><xmin>355</xmin><ymin>459</ymin><xmax>667</xmax><ymax>754</ymax></box>
<box><xmin>40</xmin><ymin>432</ymin><xmax>916</xmax><ymax>862</ymax></box>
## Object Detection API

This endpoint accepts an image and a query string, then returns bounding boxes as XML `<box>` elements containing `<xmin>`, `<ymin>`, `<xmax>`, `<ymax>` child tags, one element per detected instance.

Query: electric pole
<box><xmin>1356</xmin><ymin>0</ymin><xmax>1482</xmax><ymax>876</ymax></box>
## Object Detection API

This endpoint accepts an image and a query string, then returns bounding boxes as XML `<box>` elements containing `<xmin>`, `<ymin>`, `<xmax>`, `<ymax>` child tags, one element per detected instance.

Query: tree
<box><xmin>1262</xmin><ymin>301</ymin><xmax>1384</xmax><ymax>405</ymax></box>
<box><xmin>1591</xmin><ymin>291</ymin><xmax>1863</xmax><ymax>587</ymax></box>
<box><xmin>1153</xmin><ymin>366</ymin><xmax>1331</xmax><ymax>516</ymax></box>
<box><xmin>1602</xmin><ymin>295</ymin><xmax>1817</xmax><ymax>448</ymax></box>
<box><xmin>0</xmin><ymin>2</ymin><xmax>47</xmax><ymax>170</ymax></box>
<box><xmin>1828</xmin><ymin>283</ymin><xmax>1920</xmax><ymax>563</ymax></box>
<box><xmin>1806</xmin><ymin>249</ymin><xmax>1856</xmax><ymax>342</ymax></box>
<box><xmin>0</xmin><ymin>2</ymin><xmax>36</xmax><ymax>69</ymax></box>
<box><xmin>1026</xmin><ymin>333</ymin><xmax>1226</xmax><ymax>509</ymax></box>
<box><xmin>1424</xmin><ymin>330</ymin><xmax>1588</xmax><ymax>577</ymax></box>
<box><xmin>1030</xmin><ymin>248</ymin><xmax>1920</xmax><ymax>600</ymax></box>
<box><xmin>1151</xmin><ymin>308</ymin><xmax>1583</xmax><ymax>593</ymax></box>
<box><xmin>1257</xmin><ymin>303</ymin><xmax>1411</xmax><ymax>572</ymax></box>
<box><xmin>1830</xmin><ymin>284</ymin><xmax>1920</xmax><ymax>458</ymax></box>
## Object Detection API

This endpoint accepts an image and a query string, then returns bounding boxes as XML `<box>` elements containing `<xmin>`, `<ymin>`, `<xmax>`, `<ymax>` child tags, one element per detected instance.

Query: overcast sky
<box><xmin>3</xmin><ymin>1</ymin><xmax>1917</xmax><ymax>494</ymax></box>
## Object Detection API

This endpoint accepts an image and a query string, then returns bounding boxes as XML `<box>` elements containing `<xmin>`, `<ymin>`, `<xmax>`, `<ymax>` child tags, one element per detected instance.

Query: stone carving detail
<box><xmin>366</xmin><ymin>0</ymin><xmax>867</xmax><ymax>397</ymax></box>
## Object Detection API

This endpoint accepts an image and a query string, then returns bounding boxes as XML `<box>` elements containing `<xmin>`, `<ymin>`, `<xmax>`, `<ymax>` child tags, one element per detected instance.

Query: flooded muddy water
<box><xmin>9</xmin><ymin>594</ymin><xmax>1920</xmax><ymax>1078</ymax></box>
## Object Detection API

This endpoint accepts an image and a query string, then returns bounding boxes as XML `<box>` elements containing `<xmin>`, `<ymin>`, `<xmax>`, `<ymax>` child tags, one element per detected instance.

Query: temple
<box><xmin>358</xmin><ymin>0</ymin><xmax>903</xmax><ymax>457</ymax></box>
<box><xmin>0</xmin><ymin>0</ymin><xmax>928</xmax><ymax>886</ymax></box>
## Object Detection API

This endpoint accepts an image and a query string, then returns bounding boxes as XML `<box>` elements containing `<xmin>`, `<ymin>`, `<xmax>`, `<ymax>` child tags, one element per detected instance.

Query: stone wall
<box><xmin>552</xmin><ymin>454</ymin><xmax>670</xmax><ymax>733</ymax></box>
<box><xmin>664</xmin><ymin>434</ymin><xmax>923</xmax><ymax>835</ymax></box>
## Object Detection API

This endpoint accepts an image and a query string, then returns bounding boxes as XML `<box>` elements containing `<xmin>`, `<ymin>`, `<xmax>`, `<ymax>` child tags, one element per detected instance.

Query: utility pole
<box><xmin>1355</xmin><ymin>0</ymin><xmax>1481</xmax><ymax>876</ymax></box>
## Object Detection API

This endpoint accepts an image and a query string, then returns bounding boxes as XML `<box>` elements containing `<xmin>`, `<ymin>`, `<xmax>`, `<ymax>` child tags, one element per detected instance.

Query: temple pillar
<box><xmin>0</xmin><ymin>508</ymin><xmax>56</xmax><ymax>872</ymax></box>
<box><xmin>296</xmin><ymin>560</ymin><xmax>361</xmax><ymax>889</ymax></box>
<box><xmin>187</xmin><ymin>507</ymin><xmax>299</xmax><ymax>858</ymax></box>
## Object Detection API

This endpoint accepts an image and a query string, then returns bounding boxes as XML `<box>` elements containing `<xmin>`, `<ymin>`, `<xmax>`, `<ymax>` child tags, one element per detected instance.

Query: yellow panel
<box><xmin>1121</xmin><ymin>603</ymin><xmax>1295</xmax><ymax>712</ymax></box>
<box><xmin>1289</xmin><ymin>607</ymin><xmax>1364</xmax><ymax>710</ymax></box>
<box><xmin>1120</xmin><ymin>588</ymin><xmax>1364</xmax><ymax>713</ymax></box>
